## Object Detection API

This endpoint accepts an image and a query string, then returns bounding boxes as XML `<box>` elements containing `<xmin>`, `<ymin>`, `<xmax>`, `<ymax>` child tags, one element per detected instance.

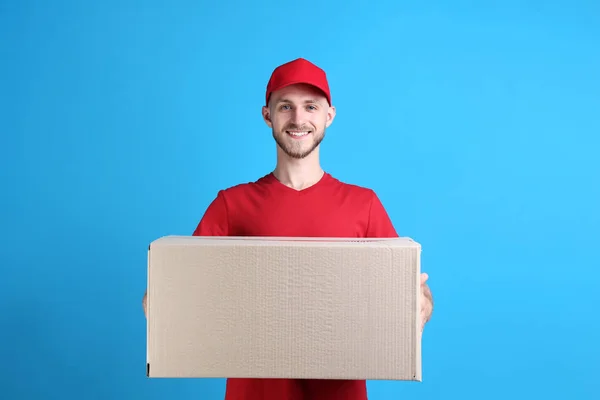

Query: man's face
<box><xmin>262</xmin><ymin>83</ymin><xmax>336</xmax><ymax>159</ymax></box>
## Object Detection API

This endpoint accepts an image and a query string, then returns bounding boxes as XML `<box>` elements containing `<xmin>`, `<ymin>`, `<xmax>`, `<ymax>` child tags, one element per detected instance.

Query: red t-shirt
<box><xmin>193</xmin><ymin>172</ymin><xmax>398</xmax><ymax>400</ymax></box>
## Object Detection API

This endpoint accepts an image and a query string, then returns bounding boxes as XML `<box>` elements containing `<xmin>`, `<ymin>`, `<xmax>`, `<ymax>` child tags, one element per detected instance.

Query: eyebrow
<box><xmin>277</xmin><ymin>98</ymin><xmax>321</xmax><ymax>104</ymax></box>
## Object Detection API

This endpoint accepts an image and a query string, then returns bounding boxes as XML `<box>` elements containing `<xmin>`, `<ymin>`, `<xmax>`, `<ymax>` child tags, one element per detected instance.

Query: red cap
<box><xmin>265</xmin><ymin>58</ymin><xmax>331</xmax><ymax>106</ymax></box>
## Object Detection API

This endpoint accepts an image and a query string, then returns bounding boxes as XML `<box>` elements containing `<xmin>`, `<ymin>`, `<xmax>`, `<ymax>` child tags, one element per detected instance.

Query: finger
<box><xmin>422</xmin><ymin>284</ymin><xmax>432</xmax><ymax>299</ymax></box>
<box><xmin>420</xmin><ymin>273</ymin><xmax>429</xmax><ymax>285</ymax></box>
<box><xmin>421</xmin><ymin>297</ymin><xmax>432</xmax><ymax>314</ymax></box>
<box><xmin>422</xmin><ymin>306</ymin><xmax>431</xmax><ymax>320</ymax></box>
<box><xmin>421</xmin><ymin>304</ymin><xmax>429</xmax><ymax>317</ymax></box>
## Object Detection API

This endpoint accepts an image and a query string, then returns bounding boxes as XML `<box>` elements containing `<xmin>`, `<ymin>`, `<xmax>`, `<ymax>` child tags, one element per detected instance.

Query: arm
<box><xmin>366</xmin><ymin>190</ymin><xmax>433</xmax><ymax>330</ymax></box>
<box><xmin>365</xmin><ymin>190</ymin><xmax>399</xmax><ymax>238</ymax></box>
<box><xmin>142</xmin><ymin>191</ymin><xmax>230</xmax><ymax>318</ymax></box>
<box><xmin>192</xmin><ymin>190</ymin><xmax>230</xmax><ymax>237</ymax></box>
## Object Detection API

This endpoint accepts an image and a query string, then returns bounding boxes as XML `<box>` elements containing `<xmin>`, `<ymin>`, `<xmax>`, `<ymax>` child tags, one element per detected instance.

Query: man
<box><xmin>142</xmin><ymin>58</ymin><xmax>434</xmax><ymax>400</ymax></box>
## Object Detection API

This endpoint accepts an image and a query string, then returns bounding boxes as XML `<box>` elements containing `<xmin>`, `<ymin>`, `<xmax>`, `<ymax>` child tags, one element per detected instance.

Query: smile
<box><xmin>286</xmin><ymin>130</ymin><xmax>311</xmax><ymax>138</ymax></box>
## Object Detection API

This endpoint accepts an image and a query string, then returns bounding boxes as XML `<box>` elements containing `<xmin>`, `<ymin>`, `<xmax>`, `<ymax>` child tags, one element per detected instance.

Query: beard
<box><xmin>273</xmin><ymin>125</ymin><xmax>326</xmax><ymax>159</ymax></box>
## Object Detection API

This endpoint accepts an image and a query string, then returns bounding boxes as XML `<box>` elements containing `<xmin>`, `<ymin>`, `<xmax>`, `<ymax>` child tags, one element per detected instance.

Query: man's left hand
<box><xmin>420</xmin><ymin>273</ymin><xmax>433</xmax><ymax>331</ymax></box>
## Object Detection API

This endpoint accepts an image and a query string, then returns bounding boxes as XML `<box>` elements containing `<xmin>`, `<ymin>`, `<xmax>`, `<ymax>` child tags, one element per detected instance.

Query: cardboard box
<box><xmin>146</xmin><ymin>236</ymin><xmax>422</xmax><ymax>381</ymax></box>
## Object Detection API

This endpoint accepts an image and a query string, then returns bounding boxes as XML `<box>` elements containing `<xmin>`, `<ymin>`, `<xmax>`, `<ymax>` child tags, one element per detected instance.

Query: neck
<box><xmin>273</xmin><ymin>149</ymin><xmax>324</xmax><ymax>190</ymax></box>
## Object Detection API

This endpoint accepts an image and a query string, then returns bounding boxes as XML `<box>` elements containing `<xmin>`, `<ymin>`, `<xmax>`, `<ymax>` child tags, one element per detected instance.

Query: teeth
<box><xmin>288</xmin><ymin>131</ymin><xmax>309</xmax><ymax>137</ymax></box>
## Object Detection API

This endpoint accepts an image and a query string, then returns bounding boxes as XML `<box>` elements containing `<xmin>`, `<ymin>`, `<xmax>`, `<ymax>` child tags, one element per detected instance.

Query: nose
<box><xmin>291</xmin><ymin>108</ymin><xmax>307</xmax><ymax>126</ymax></box>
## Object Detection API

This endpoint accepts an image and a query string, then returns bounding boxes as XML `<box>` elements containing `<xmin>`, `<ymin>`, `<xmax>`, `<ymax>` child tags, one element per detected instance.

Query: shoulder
<box><xmin>222</xmin><ymin>173</ymin><xmax>272</xmax><ymax>191</ymax></box>
<box><xmin>214</xmin><ymin>173</ymin><xmax>275</xmax><ymax>201</ymax></box>
<box><xmin>326</xmin><ymin>173</ymin><xmax>391</xmax><ymax>215</ymax></box>
<box><xmin>192</xmin><ymin>174</ymin><xmax>274</xmax><ymax>236</ymax></box>
<box><xmin>326</xmin><ymin>173</ymin><xmax>397</xmax><ymax>237</ymax></box>
<box><xmin>326</xmin><ymin>173</ymin><xmax>379</xmax><ymax>199</ymax></box>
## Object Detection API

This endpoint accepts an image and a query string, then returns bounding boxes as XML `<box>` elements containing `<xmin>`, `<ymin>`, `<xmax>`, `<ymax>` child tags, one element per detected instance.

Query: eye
<box><xmin>307</xmin><ymin>105</ymin><xmax>318</xmax><ymax>111</ymax></box>
<box><xmin>280</xmin><ymin>104</ymin><xmax>291</xmax><ymax>111</ymax></box>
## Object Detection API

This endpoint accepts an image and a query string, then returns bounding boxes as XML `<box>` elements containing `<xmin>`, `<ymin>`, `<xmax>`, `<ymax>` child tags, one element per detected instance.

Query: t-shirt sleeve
<box><xmin>192</xmin><ymin>190</ymin><xmax>230</xmax><ymax>236</ymax></box>
<box><xmin>366</xmin><ymin>190</ymin><xmax>399</xmax><ymax>238</ymax></box>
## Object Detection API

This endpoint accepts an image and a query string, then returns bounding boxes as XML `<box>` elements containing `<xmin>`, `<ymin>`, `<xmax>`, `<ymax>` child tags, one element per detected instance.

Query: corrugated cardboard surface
<box><xmin>146</xmin><ymin>236</ymin><xmax>422</xmax><ymax>381</ymax></box>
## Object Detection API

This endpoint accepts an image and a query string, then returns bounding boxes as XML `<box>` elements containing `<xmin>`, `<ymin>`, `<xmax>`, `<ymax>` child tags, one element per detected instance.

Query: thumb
<box><xmin>420</xmin><ymin>272</ymin><xmax>429</xmax><ymax>285</ymax></box>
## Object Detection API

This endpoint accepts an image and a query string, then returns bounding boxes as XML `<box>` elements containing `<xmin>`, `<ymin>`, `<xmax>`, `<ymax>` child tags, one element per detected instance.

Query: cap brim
<box><xmin>267</xmin><ymin>81</ymin><xmax>331</xmax><ymax>105</ymax></box>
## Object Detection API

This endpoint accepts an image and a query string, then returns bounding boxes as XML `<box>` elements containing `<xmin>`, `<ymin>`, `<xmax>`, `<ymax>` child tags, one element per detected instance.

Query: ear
<box><xmin>262</xmin><ymin>105</ymin><xmax>273</xmax><ymax>128</ymax></box>
<box><xmin>325</xmin><ymin>105</ymin><xmax>336</xmax><ymax>128</ymax></box>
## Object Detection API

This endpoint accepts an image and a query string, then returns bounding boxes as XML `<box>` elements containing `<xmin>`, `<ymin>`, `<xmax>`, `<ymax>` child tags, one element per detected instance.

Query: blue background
<box><xmin>2</xmin><ymin>0</ymin><xmax>599</xmax><ymax>399</ymax></box>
